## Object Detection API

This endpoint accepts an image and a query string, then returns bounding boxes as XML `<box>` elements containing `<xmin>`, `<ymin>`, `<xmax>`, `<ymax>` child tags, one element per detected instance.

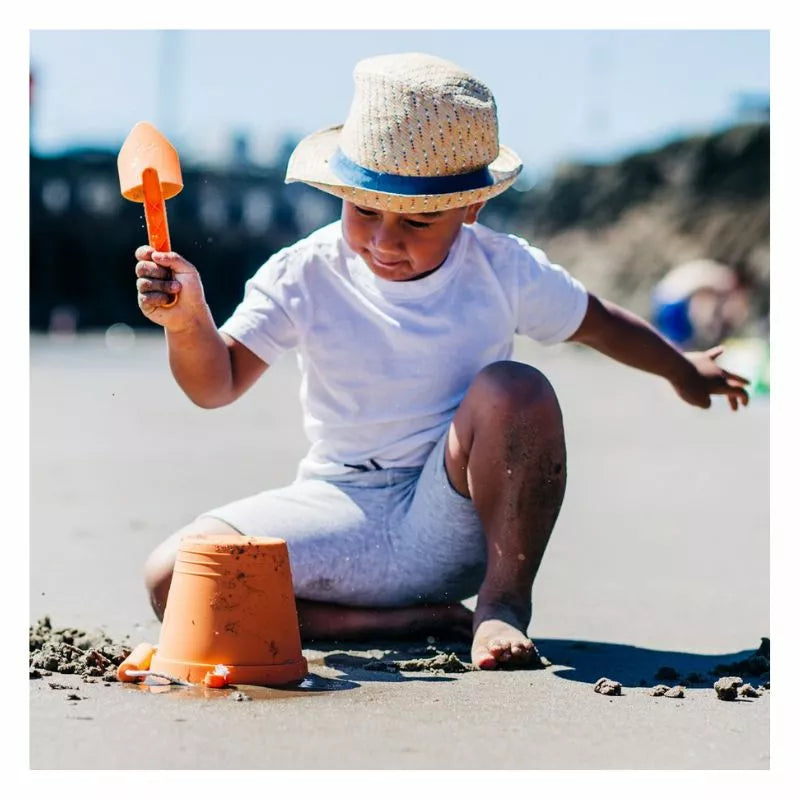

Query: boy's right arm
<box><xmin>135</xmin><ymin>246</ymin><xmax>268</xmax><ymax>408</ymax></box>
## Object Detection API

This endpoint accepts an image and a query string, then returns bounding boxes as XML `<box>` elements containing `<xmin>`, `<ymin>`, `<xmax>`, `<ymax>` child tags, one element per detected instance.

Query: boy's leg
<box><xmin>445</xmin><ymin>360</ymin><xmax>567</xmax><ymax>669</ymax></box>
<box><xmin>143</xmin><ymin>517</ymin><xmax>240</xmax><ymax>619</ymax></box>
<box><xmin>144</xmin><ymin>520</ymin><xmax>472</xmax><ymax>639</ymax></box>
<box><xmin>293</xmin><ymin>599</ymin><xmax>472</xmax><ymax>641</ymax></box>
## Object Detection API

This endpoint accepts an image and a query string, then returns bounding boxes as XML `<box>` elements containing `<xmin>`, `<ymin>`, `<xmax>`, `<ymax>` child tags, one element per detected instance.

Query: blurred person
<box><xmin>651</xmin><ymin>259</ymin><xmax>751</xmax><ymax>350</ymax></box>
<box><xmin>135</xmin><ymin>53</ymin><xmax>749</xmax><ymax>670</ymax></box>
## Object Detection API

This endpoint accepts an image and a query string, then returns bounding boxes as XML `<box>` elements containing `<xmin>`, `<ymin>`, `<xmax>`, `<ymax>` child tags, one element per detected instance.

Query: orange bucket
<box><xmin>149</xmin><ymin>535</ymin><xmax>308</xmax><ymax>685</ymax></box>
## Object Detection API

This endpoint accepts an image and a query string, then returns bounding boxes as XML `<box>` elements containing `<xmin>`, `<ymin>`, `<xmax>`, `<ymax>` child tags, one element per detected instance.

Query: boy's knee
<box><xmin>470</xmin><ymin>360</ymin><xmax>561</xmax><ymax>422</ymax></box>
<box><xmin>143</xmin><ymin>532</ymin><xmax>181</xmax><ymax>617</ymax></box>
<box><xmin>143</xmin><ymin>518</ymin><xmax>242</xmax><ymax>618</ymax></box>
<box><xmin>448</xmin><ymin>361</ymin><xmax>567</xmax><ymax>495</ymax></box>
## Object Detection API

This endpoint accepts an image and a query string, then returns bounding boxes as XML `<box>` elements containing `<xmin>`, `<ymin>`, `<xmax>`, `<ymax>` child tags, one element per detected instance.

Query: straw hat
<box><xmin>285</xmin><ymin>52</ymin><xmax>523</xmax><ymax>213</ymax></box>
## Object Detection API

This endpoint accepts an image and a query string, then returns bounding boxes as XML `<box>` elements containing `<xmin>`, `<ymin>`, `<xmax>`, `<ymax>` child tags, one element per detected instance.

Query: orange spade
<box><xmin>117</xmin><ymin>122</ymin><xmax>183</xmax><ymax>307</ymax></box>
<box><xmin>116</xmin><ymin>642</ymin><xmax>157</xmax><ymax>682</ymax></box>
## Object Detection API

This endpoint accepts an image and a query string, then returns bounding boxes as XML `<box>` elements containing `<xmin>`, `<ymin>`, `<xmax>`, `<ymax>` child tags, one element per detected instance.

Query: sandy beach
<box><xmin>29</xmin><ymin>330</ymin><xmax>769</xmax><ymax>770</ymax></box>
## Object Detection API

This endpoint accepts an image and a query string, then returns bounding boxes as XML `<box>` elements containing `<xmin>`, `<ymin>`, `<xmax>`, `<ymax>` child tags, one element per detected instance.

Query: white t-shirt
<box><xmin>220</xmin><ymin>220</ymin><xmax>588</xmax><ymax>478</ymax></box>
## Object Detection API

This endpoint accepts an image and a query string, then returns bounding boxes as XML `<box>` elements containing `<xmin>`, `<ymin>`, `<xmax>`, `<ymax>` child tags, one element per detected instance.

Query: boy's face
<box><xmin>341</xmin><ymin>200</ymin><xmax>484</xmax><ymax>281</ymax></box>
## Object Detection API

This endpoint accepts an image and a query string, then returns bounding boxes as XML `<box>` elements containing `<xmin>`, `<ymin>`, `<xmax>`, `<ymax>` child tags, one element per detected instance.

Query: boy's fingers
<box><xmin>137</xmin><ymin>278</ymin><xmax>181</xmax><ymax>295</ymax></box>
<box><xmin>719</xmin><ymin>382</ymin><xmax>744</xmax><ymax>396</ymax></box>
<box><xmin>135</xmin><ymin>261</ymin><xmax>172</xmax><ymax>280</ymax></box>
<box><xmin>722</xmin><ymin>369</ymin><xmax>750</xmax><ymax>385</ymax></box>
<box><xmin>734</xmin><ymin>385</ymin><xmax>749</xmax><ymax>400</ymax></box>
<box><xmin>720</xmin><ymin>385</ymin><xmax>749</xmax><ymax>407</ymax></box>
<box><xmin>709</xmin><ymin>376</ymin><xmax>748</xmax><ymax>395</ymax></box>
<box><xmin>138</xmin><ymin>291</ymin><xmax>175</xmax><ymax>309</ymax></box>
<box><xmin>152</xmin><ymin>251</ymin><xmax>196</xmax><ymax>274</ymax></box>
<box><xmin>135</xmin><ymin>245</ymin><xmax>155</xmax><ymax>261</ymax></box>
<box><xmin>726</xmin><ymin>377</ymin><xmax>750</xmax><ymax>388</ymax></box>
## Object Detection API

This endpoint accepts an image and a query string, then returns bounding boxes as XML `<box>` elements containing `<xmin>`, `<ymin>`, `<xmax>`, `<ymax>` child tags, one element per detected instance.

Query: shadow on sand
<box><xmin>313</xmin><ymin>646</ymin><xmax>462</xmax><ymax>684</ymax></box>
<box><xmin>305</xmin><ymin>636</ymin><xmax>769</xmax><ymax>689</ymax></box>
<box><xmin>535</xmin><ymin>637</ymin><xmax>769</xmax><ymax>688</ymax></box>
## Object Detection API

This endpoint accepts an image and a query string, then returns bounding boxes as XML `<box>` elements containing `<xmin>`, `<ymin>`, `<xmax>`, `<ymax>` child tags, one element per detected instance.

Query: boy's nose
<box><xmin>372</xmin><ymin>220</ymin><xmax>405</xmax><ymax>253</ymax></box>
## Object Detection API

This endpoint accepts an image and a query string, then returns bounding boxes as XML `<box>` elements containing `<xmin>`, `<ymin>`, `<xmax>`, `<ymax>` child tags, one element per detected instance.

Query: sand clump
<box><xmin>648</xmin><ymin>684</ymin><xmax>684</xmax><ymax>698</ymax></box>
<box><xmin>396</xmin><ymin>652</ymin><xmax>477</xmax><ymax>673</ymax></box>
<box><xmin>599</xmin><ymin>640</ymin><xmax>771</xmax><ymax>702</ymax></box>
<box><xmin>649</xmin><ymin>639</ymin><xmax>770</xmax><ymax>695</ymax></box>
<box><xmin>366</xmin><ymin>651</ymin><xmax>478</xmax><ymax>674</ymax></box>
<box><xmin>365</xmin><ymin>646</ymin><xmax>549</xmax><ymax>674</ymax></box>
<box><xmin>710</xmin><ymin>639</ymin><xmax>770</xmax><ymax>700</ymax></box>
<box><xmin>713</xmin><ymin>676</ymin><xmax>766</xmax><ymax>701</ymax></box>
<box><xmin>594</xmin><ymin>677</ymin><xmax>622</xmax><ymax>696</ymax></box>
<box><xmin>29</xmin><ymin>616</ymin><xmax>131</xmax><ymax>683</ymax></box>
<box><xmin>713</xmin><ymin>676</ymin><xmax>743</xmax><ymax>701</ymax></box>
<box><xmin>645</xmin><ymin>639</ymin><xmax>771</xmax><ymax>702</ymax></box>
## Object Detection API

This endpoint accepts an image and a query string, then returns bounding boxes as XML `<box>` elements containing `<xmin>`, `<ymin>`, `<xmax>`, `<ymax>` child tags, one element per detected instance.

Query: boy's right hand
<box><xmin>135</xmin><ymin>246</ymin><xmax>209</xmax><ymax>332</ymax></box>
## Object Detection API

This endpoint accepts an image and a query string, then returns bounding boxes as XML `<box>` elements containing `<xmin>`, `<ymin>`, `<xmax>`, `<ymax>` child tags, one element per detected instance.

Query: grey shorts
<box><xmin>200</xmin><ymin>431</ymin><xmax>487</xmax><ymax>607</ymax></box>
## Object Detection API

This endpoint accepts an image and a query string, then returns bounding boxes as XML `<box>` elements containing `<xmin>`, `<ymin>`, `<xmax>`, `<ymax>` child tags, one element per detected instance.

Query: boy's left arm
<box><xmin>567</xmin><ymin>294</ymin><xmax>749</xmax><ymax>410</ymax></box>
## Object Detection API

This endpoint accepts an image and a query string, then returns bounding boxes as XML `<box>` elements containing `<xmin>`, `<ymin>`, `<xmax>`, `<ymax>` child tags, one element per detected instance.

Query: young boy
<box><xmin>136</xmin><ymin>53</ymin><xmax>749</xmax><ymax>670</ymax></box>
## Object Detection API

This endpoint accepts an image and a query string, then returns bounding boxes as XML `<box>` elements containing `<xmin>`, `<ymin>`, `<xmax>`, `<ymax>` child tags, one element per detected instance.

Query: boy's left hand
<box><xmin>672</xmin><ymin>346</ymin><xmax>750</xmax><ymax>410</ymax></box>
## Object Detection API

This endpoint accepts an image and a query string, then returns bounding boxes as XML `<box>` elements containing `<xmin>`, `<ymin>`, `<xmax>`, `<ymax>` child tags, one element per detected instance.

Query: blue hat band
<box><xmin>329</xmin><ymin>148</ymin><xmax>495</xmax><ymax>196</ymax></box>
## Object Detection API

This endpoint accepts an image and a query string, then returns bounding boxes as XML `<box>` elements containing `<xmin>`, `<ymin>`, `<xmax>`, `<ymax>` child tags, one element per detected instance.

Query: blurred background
<box><xmin>29</xmin><ymin>29</ymin><xmax>770</xmax><ymax>383</ymax></box>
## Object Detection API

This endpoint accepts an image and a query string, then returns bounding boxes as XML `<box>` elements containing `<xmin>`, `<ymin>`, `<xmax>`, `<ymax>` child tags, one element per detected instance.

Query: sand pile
<box><xmin>365</xmin><ymin>650</ymin><xmax>478</xmax><ymax>674</ymax></box>
<box><xmin>29</xmin><ymin>616</ymin><xmax>131</xmax><ymax>682</ymax></box>
<box><xmin>710</xmin><ymin>638</ymin><xmax>770</xmax><ymax>701</ymax></box>
<box><xmin>713</xmin><ymin>676</ymin><xmax>767</xmax><ymax>701</ymax></box>
<box><xmin>364</xmin><ymin>645</ymin><xmax>550</xmax><ymax>674</ymax></box>
<box><xmin>649</xmin><ymin>685</ymin><xmax>685</xmax><ymax>698</ymax></box>
<box><xmin>644</xmin><ymin>639</ymin><xmax>770</xmax><ymax>691</ymax></box>
<box><xmin>592</xmin><ymin>639</ymin><xmax>770</xmax><ymax>701</ymax></box>
<box><xmin>593</xmin><ymin>677</ymin><xmax>622</xmax><ymax>696</ymax></box>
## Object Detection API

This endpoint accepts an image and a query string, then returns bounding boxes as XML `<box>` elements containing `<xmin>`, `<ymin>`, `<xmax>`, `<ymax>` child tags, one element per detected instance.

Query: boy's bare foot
<box><xmin>471</xmin><ymin>602</ymin><xmax>537</xmax><ymax>669</ymax></box>
<box><xmin>471</xmin><ymin>618</ymin><xmax>536</xmax><ymax>669</ymax></box>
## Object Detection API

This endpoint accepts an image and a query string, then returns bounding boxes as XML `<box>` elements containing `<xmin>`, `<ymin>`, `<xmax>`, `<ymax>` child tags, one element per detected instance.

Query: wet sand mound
<box><xmin>365</xmin><ymin>651</ymin><xmax>478</xmax><ymax>674</ymax></box>
<box><xmin>29</xmin><ymin>616</ymin><xmax>131</xmax><ymax>683</ymax></box>
<box><xmin>594</xmin><ymin>677</ymin><xmax>622</xmax><ymax>695</ymax></box>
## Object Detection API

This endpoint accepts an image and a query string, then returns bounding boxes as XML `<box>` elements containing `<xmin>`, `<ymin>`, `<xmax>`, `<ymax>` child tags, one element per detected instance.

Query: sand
<box><xmin>29</xmin><ymin>332</ymin><xmax>770</xmax><ymax>769</ymax></box>
<box><xmin>29</xmin><ymin>616</ymin><xmax>129</xmax><ymax>681</ymax></box>
<box><xmin>593</xmin><ymin>677</ymin><xmax>623</xmax><ymax>696</ymax></box>
<box><xmin>714</xmin><ymin>676</ymin><xmax>745</xmax><ymax>701</ymax></box>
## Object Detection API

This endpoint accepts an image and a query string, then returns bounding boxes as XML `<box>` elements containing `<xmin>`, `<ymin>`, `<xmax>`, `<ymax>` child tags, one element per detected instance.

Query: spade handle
<box><xmin>142</xmin><ymin>167</ymin><xmax>178</xmax><ymax>308</ymax></box>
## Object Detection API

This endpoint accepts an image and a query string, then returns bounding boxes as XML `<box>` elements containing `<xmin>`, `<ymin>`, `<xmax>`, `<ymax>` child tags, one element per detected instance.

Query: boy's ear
<box><xmin>464</xmin><ymin>201</ymin><xmax>486</xmax><ymax>224</ymax></box>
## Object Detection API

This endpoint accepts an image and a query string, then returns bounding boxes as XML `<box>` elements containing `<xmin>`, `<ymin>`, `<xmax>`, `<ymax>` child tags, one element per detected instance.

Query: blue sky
<box><xmin>29</xmin><ymin>29</ymin><xmax>769</xmax><ymax>180</ymax></box>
